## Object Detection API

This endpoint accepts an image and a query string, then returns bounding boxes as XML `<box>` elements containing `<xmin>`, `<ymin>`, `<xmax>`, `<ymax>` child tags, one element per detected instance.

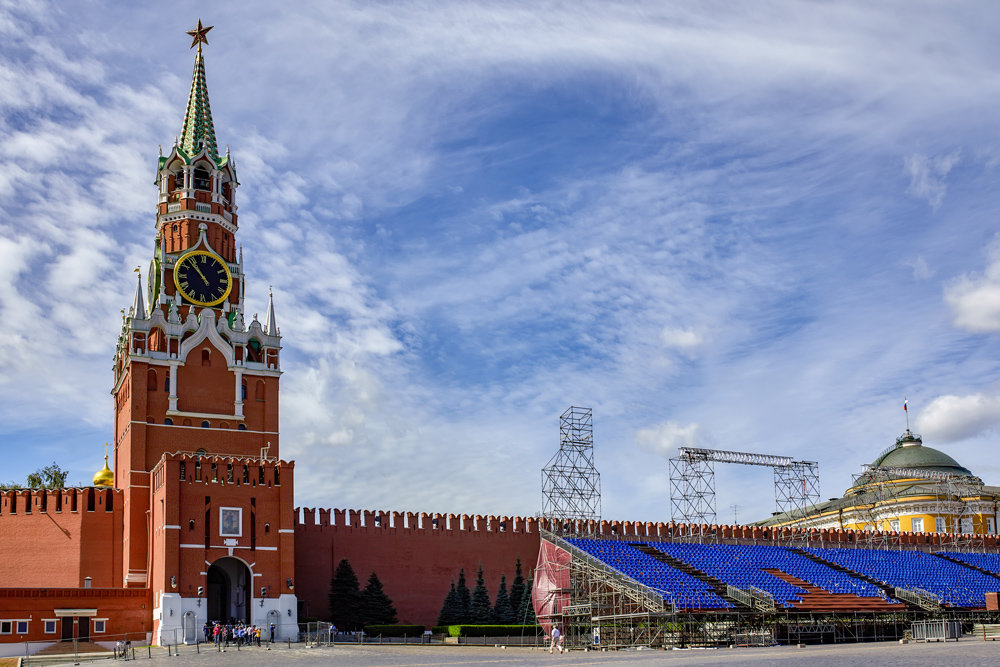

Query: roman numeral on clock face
<box><xmin>173</xmin><ymin>251</ymin><xmax>232</xmax><ymax>306</ymax></box>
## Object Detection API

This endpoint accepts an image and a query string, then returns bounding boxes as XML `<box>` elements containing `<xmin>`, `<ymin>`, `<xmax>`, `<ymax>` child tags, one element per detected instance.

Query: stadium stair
<box><xmin>762</xmin><ymin>569</ymin><xmax>898</xmax><ymax>612</ymax></box>
<box><xmin>629</xmin><ymin>542</ymin><xmax>743</xmax><ymax>608</ymax></box>
<box><xmin>787</xmin><ymin>548</ymin><xmax>919</xmax><ymax>610</ymax></box>
<box><xmin>935</xmin><ymin>553</ymin><xmax>1000</xmax><ymax>580</ymax></box>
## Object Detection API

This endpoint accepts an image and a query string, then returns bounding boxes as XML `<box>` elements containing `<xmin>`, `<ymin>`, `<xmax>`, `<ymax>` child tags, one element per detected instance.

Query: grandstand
<box><xmin>535</xmin><ymin>526</ymin><xmax>1000</xmax><ymax>649</ymax></box>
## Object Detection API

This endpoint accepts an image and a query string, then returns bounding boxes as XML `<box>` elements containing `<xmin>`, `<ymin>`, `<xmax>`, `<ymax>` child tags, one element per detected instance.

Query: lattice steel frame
<box><xmin>669</xmin><ymin>455</ymin><xmax>717</xmax><ymax>526</ymax></box>
<box><xmin>541</xmin><ymin>530</ymin><xmax>672</xmax><ymax>650</ymax></box>
<box><xmin>542</xmin><ymin>407</ymin><xmax>601</xmax><ymax>526</ymax></box>
<box><xmin>669</xmin><ymin>448</ymin><xmax>820</xmax><ymax>534</ymax></box>
<box><xmin>853</xmin><ymin>464</ymin><xmax>986</xmax><ymax>551</ymax></box>
<box><xmin>850</xmin><ymin>467</ymin><xmax>895</xmax><ymax>549</ymax></box>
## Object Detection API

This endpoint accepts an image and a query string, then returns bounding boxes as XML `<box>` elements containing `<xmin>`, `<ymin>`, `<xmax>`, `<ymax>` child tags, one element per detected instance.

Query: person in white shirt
<box><xmin>549</xmin><ymin>626</ymin><xmax>563</xmax><ymax>654</ymax></box>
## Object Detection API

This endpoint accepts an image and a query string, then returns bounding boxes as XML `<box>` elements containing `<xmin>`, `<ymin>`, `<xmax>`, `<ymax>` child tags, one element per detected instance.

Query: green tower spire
<box><xmin>178</xmin><ymin>20</ymin><xmax>220</xmax><ymax>163</ymax></box>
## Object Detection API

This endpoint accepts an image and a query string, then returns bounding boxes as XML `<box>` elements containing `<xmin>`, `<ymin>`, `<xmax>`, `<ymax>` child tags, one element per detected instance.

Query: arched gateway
<box><xmin>207</xmin><ymin>558</ymin><xmax>251</xmax><ymax>624</ymax></box>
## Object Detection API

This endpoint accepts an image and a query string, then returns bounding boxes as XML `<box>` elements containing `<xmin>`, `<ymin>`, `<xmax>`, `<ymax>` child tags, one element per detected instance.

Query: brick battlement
<box><xmin>0</xmin><ymin>487</ymin><xmax>119</xmax><ymax>516</ymax></box>
<box><xmin>151</xmin><ymin>452</ymin><xmax>292</xmax><ymax>492</ymax></box>
<box><xmin>293</xmin><ymin>509</ymin><xmax>1000</xmax><ymax>550</ymax></box>
<box><xmin>294</xmin><ymin>508</ymin><xmax>537</xmax><ymax>533</ymax></box>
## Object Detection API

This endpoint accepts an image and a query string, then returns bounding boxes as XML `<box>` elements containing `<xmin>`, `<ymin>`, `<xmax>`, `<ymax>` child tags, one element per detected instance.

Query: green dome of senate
<box><xmin>870</xmin><ymin>431</ymin><xmax>973</xmax><ymax>477</ymax></box>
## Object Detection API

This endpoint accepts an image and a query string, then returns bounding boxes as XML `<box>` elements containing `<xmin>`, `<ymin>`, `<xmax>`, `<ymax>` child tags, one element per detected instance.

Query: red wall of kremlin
<box><xmin>0</xmin><ymin>588</ymin><xmax>150</xmax><ymax>645</ymax></box>
<box><xmin>0</xmin><ymin>489</ymin><xmax>123</xmax><ymax>588</ymax></box>
<box><xmin>294</xmin><ymin>509</ymin><xmax>540</xmax><ymax>626</ymax></box>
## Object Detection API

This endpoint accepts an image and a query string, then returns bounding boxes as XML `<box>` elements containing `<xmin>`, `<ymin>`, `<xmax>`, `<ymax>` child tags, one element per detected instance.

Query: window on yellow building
<box><xmin>935</xmin><ymin>517</ymin><xmax>946</xmax><ymax>533</ymax></box>
<box><xmin>988</xmin><ymin>517</ymin><xmax>996</xmax><ymax>534</ymax></box>
<box><xmin>911</xmin><ymin>517</ymin><xmax>923</xmax><ymax>532</ymax></box>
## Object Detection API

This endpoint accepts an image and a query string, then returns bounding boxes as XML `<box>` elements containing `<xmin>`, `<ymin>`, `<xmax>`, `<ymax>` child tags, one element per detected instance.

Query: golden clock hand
<box><xmin>190</xmin><ymin>261</ymin><xmax>210</xmax><ymax>284</ymax></box>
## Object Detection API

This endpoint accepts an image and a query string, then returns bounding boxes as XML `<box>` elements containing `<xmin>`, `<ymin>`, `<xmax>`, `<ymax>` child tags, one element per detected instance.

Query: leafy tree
<box><xmin>1</xmin><ymin>462</ymin><xmax>70</xmax><ymax>490</ymax></box>
<box><xmin>437</xmin><ymin>580</ymin><xmax>462</xmax><ymax>626</ymax></box>
<box><xmin>469</xmin><ymin>565</ymin><xmax>493</xmax><ymax>623</ymax></box>
<box><xmin>509</xmin><ymin>558</ymin><xmax>526</xmax><ymax>617</ymax></box>
<box><xmin>493</xmin><ymin>574</ymin><xmax>515</xmax><ymax>624</ymax></box>
<box><xmin>329</xmin><ymin>558</ymin><xmax>362</xmax><ymax>629</ymax></box>
<box><xmin>360</xmin><ymin>571</ymin><xmax>398</xmax><ymax>625</ymax></box>
<box><xmin>455</xmin><ymin>568</ymin><xmax>472</xmax><ymax>621</ymax></box>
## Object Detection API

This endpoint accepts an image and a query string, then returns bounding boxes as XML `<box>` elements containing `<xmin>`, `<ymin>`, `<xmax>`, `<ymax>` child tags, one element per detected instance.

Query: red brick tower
<box><xmin>112</xmin><ymin>22</ymin><xmax>295</xmax><ymax>643</ymax></box>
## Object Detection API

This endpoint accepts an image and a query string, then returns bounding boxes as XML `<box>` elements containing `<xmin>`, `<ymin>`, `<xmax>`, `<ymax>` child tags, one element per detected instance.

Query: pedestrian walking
<box><xmin>549</xmin><ymin>626</ymin><xmax>563</xmax><ymax>654</ymax></box>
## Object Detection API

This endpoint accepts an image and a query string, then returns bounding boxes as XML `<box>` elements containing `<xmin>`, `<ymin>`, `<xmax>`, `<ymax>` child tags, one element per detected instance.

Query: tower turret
<box><xmin>111</xmin><ymin>24</ymin><xmax>285</xmax><ymax>615</ymax></box>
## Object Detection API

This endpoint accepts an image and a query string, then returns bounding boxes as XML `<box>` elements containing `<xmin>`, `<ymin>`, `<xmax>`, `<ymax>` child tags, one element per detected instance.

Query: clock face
<box><xmin>147</xmin><ymin>259</ymin><xmax>160</xmax><ymax>308</ymax></box>
<box><xmin>173</xmin><ymin>250</ymin><xmax>233</xmax><ymax>307</ymax></box>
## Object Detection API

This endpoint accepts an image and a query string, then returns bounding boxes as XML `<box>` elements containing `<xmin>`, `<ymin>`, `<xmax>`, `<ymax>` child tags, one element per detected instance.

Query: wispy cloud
<box><xmin>637</xmin><ymin>421</ymin><xmax>712</xmax><ymax>457</ymax></box>
<box><xmin>904</xmin><ymin>151</ymin><xmax>961</xmax><ymax>210</ymax></box>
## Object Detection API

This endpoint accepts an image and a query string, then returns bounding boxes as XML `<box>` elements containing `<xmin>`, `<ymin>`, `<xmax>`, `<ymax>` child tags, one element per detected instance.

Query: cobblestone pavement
<box><xmin>127</xmin><ymin>639</ymin><xmax>1000</xmax><ymax>666</ymax></box>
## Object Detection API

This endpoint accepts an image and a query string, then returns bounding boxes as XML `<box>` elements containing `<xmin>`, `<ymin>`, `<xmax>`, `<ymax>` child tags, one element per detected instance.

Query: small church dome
<box><xmin>93</xmin><ymin>455</ymin><xmax>114</xmax><ymax>487</ymax></box>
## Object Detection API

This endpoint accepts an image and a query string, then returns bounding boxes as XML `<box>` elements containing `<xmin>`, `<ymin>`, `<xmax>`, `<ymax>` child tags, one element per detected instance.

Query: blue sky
<box><xmin>3</xmin><ymin>1</ymin><xmax>1000</xmax><ymax>524</ymax></box>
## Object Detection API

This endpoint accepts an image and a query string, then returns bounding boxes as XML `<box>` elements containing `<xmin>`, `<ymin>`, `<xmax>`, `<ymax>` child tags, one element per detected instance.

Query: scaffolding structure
<box><xmin>850</xmin><ymin>466</ymin><xmax>897</xmax><ymax>549</ymax></box>
<box><xmin>538</xmin><ymin>530</ymin><xmax>676</xmax><ymax>650</ymax></box>
<box><xmin>542</xmin><ymin>407</ymin><xmax>601</xmax><ymax>529</ymax></box>
<box><xmin>536</xmin><ymin>529</ymin><xmax>1000</xmax><ymax>651</ymax></box>
<box><xmin>851</xmin><ymin>464</ymin><xmax>986</xmax><ymax>551</ymax></box>
<box><xmin>669</xmin><ymin>448</ymin><xmax>820</xmax><ymax>538</ymax></box>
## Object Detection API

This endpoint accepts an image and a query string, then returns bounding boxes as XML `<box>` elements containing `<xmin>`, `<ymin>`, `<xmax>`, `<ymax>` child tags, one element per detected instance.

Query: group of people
<box><xmin>203</xmin><ymin>620</ymin><xmax>275</xmax><ymax>648</ymax></box>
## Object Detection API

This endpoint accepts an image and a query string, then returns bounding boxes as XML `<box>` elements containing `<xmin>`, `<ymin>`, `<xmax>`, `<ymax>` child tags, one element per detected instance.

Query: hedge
<box><xmin>431</xmin><ymin>624</ymin><xmax>544</xmax><ymax>637</ymax></box>
<box><xmin>363</xmin><ymin>625</ymin><xmax>425</xmax><ymax>637</ymax></box>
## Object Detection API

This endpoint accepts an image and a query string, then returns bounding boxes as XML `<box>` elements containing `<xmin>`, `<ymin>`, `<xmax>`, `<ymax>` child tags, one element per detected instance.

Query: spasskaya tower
<box><xmin>112</xmin><ymin>21</ymin><xmax>296</xmax><ymax>642</ymax></box>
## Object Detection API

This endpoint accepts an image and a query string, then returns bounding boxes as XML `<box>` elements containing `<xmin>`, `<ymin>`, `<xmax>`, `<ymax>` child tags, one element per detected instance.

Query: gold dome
<box><xmin>93</xmin><ymin>455</ymin><xmax>114</xmax><ymax>488</ymax></box>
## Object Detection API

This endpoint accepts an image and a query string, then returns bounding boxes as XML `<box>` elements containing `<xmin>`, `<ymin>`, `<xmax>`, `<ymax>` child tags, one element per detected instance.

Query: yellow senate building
<box><xmin>760</xmin><ymin>429</ymin><xmax>1000</xmax><ymax>538</ymax></box>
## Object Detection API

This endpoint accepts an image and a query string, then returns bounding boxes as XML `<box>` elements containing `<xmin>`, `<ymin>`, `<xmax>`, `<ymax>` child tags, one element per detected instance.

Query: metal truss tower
<box><xmin>669</xmin><ymin>454</ymin><xmax>716</xmax><ymax>526</ymax></box>
<box><xmin>542</xmin><ymin>407</ymin><xmax>601</xmax><ymax>528</ymax></box>
<box><xmin>669</xmin><ymin>448</ymin><xmax>820</xmax><ymax>535</ymax></box>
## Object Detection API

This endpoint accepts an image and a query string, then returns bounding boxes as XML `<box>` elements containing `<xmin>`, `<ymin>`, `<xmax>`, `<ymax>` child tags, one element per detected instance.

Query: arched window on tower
<box><xmin>202</xmin><ymin>349</ymin><xmax>211</xmax><ymax>367</ymax></box>
<box><xmin>241</xmin><ymin>380</ymin><xmax>247</xmax><ymax>400</ymax></box>
<box><xmin>147</xmin><ymin>369</ymin><xmax>157</xmax><ymax>391</ymax></box>
<box><xmin>149</xmin><ymin>327</ymin><xmax>166</xmax><ymax>353</ymax></box>
<box><xmin>193</xmin><ymin>167</ymin><xmax>211</xmax><ymax>191</ymax></box>
<box><xmin>255</xmin><ymin>380</ymin><xmax>265</xmax><ymax>401</ymax></box>
<box><xmin>247</xmin><ymin>340</ymin><xmax>262</xmax><ymax>363</ymax></box>
<box><xmin>173</xmin><ymin>170</ymin><xmax>184</xmax><ymax>191</ymax></box>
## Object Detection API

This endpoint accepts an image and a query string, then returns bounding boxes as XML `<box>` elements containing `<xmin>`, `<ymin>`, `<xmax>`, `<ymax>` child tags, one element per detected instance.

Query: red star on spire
<box><xmin>186</xmin><ymin>19</ymin><xmax>213</xmax><ymax>51</ymax></box>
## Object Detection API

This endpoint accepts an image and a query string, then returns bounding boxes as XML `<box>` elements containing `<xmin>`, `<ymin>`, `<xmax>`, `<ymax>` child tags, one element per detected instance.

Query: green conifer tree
<box><xmin>493</xmin><ymin>573</ymin><xmax>515</xmax><ymax>623</ymax></box>
<box><xmin>469</xmin><ymin>565</ymin><xmax>493</xmax><ymax>623</ymax></box>
<box><xmin>360</xmin><ymin>571</ymin><xmax>398</xmax><ymax>626</ymax></box>
<box><xmin>329</xmin><ymin>558</ymin><xmax>362</xmax><ymax>629</ymax></box>
<box><xmin>517</xmin><ymin>576</ymin><xmax>536</xmax><ymax>624</ymax></box>
<box><xmin>437</xmin><ymin>580</ymin><xmax>461</xmax><ymax>626</ymax></box>
<box><xmin>509</xmin><ymin>558</ymin><xmax>526</xmax><ymax>618</ymax></box>
<box><xmin>455</xmin><ymin>568</ymin><xmax>472</xmax><ymax>621</ymax></box>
